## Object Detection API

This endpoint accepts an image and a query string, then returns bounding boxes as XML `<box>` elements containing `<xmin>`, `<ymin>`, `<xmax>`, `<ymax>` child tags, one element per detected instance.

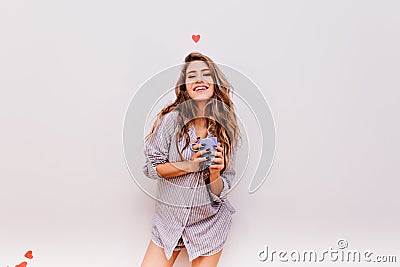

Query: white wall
<box><xmin>1</xmin><ymin>0</ymin><xmax>399</xmax><ymax>266</ymax></box>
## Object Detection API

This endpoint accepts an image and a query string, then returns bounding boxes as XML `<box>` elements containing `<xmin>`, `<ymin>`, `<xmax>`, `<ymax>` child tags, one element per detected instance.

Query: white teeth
<box><xmin>195</xmin><ymin>86</ymin><xmax>207</xmax><ymax>91</ymax></box>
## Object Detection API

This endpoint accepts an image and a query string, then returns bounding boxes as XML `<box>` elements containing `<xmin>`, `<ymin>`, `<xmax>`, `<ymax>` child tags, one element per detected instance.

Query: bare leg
<box><xmin>141</xmin><ymin>240</ymin><xmax>181</xmax><ymax>267</ymax></box>
<box><xmin>191</xmin><ymin>249</ymin><xmax>223</xmax><ymax>267</ymax></box>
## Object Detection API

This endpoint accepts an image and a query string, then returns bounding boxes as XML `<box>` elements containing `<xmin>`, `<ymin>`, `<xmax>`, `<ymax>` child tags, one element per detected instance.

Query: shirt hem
<box><xmin>187</xmin><ymin>240</ymin><xmax>226</xmax><ymax>262</ymax></box>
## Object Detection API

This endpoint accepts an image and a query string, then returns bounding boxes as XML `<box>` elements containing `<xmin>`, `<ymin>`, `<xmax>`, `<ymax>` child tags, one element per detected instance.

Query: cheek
<box><xmin>185</xmin><ymin>85</ymin><xmax>194</xmax><ymax>96</ymax></box>
<box><xmin>185</xmin><ymin>80</ymin><xmax>193</xmax><ymax>90</ymax></box>
<box><xmin>209</xmin><ymin>84</ymin><xmax>215</xmax><ymax>93</ymax></box>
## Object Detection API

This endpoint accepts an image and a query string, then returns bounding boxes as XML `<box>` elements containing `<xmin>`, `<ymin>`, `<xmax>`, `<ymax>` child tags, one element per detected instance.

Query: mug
<box><xmin>190</xmin><ymin>137</ymin><xmax>218</xmax><ymax>166</ymax></box>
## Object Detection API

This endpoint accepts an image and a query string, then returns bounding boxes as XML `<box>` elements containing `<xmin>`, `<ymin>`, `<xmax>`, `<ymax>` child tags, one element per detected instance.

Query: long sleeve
<box><xmin>142</xmin><ymin>111</ymin><xmax>177</xmax><ymax>180</ymax></box>
<box><xmin>206</xmin><ymin>149</ymin><xmax>237</xmax><ymax>203</ymax></box>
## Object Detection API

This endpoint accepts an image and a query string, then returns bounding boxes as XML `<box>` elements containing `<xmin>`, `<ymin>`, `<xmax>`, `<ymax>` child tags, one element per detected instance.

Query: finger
<box><xmin>191</xmin><ymin>136</ymin><xmax>201</xmax><ymax>144</ymax></box>
<box><xmin>213</xmin><ymin>146</ymin><xmax>223</xmax><ymax>153</ymax></box>
<box><xmin>195</xmin><ymin>150</ymin><xmax>208</xmax><ymax>158</ymax></box>
<box><xmin>193</xmin><ymin>143</ymin><xmax>204</xmax><ymax>150</ymax></box>
<box><xmin>192</xmin><ymin>153</ymin><xmax>206</xmax><ymax>161</ymax></box>
<box><xmin>214</xmin><ymin>142</ymin><xmax>222</xmax><ymax>147</ymax></box>
<box><xmin>197</xmin><ymin>156</ymin><xmax>207</xmax><ymax>162</ymax></box>
<box><xmin>209</xmin><ymin>164</ymin><xmax>223</xmax><ymax>169</ymax></box>
<box><xmin>211</xmin><ymin>157</ymin><xmax>223</xmax><ymax>164</ymax></box>
<box><xmin>213</xmin><ymin>151</ymin><xmax>223</xmax><ymax>158</ymax></box>
<box><xmin>202</xmin><ymin>147</ymin><xmax>215</xmax><ymax>155</ymax></box>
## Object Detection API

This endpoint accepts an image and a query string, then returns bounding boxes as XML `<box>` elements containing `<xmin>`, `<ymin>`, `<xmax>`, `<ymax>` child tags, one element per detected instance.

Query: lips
<box><xmin>193</xmin><ymin>84</ymin><xmax>209</xmax><ymax>91</ymax></box>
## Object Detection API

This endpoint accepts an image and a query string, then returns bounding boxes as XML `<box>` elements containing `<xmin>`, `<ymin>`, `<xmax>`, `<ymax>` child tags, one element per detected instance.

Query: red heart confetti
<box><xmin>192</xmin><ymin>34</ymin><xmax>200</xmax><ymax>43</ymax></box>
<box><xmin>24</xmin><ymin>250</ymin><xmax>33</xmax><ymax>259</ymax></box>
<box><xmin>15</xmin><ymin>262</ymin><xmax>27</xmax><ymax>267</ymax></box>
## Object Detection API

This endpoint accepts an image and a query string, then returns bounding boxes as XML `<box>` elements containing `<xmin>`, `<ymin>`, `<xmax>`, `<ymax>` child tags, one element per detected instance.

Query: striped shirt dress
<box><xmin>142</xmin><ymin>110</ymin><xmax>237</xmax><ymax>262</ymax></box>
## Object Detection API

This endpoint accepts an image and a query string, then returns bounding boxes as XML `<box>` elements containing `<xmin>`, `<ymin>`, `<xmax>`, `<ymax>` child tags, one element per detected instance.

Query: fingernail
<box><xmin>213</xmin><ymin>145</ymin><xmax>217</xmax><ymax>148</ymax></box>
<box><xmin>197</xmin><ymin>136</ymin><xmax>201</xmax><ymax>140</ymax></box>
<box><xmin>200</xmin><ymin>143</ymin><xmax>205</xmax><ymax>146</ymax></box>
<box><xmin>206</xmin><ymin>148</ymin><xmax>211</xmax><ymax>151</ymax></box>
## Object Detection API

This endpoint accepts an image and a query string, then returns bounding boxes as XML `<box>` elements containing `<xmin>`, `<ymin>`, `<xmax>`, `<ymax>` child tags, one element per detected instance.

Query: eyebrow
<box><xmin>187</xmin><ymin>68</ymin><xmax>210</xmax><ymax>74</ymax></box>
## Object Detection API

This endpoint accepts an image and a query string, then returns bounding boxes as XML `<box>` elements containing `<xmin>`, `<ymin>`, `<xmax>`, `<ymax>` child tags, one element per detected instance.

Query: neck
<box><xmin>194</xmin><ymin>100</ymin><xmax>207</xmax><ymax>116</ymax></box>
<box><xmin>193</xmin><ymin>117</ymin><xmax>207</xmax><ymax>128</ymax></box>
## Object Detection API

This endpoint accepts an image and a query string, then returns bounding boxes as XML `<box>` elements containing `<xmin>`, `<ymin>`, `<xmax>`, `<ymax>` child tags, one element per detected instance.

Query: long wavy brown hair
<box><xmin>145</xmin><ymin>52</ymin><xmax>242</xmax><ymax>174</ymax></box>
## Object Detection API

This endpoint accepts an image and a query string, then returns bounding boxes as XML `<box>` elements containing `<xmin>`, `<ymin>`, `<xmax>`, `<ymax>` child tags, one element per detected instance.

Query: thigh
<box><xmin>191</xmin><ymin>249</ymin><xmax>223</xmax><ymax>267</ymax></box>
<box><xmin>141</xmin><ymin>240</ymin><xmax>181</xmax><ymax>267</ymax></box>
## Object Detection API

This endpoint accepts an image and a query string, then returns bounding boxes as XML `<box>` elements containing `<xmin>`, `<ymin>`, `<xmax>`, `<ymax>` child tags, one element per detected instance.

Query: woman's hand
<box><xmin>209</xmin><ymin>142</ymin><xmax>224</xmax><ymax>176</ymax></box>
<box><xmin>207</xmin><ymin>142</ymin><xmax>225</xmax><ymax>196</ymax></box>
<box><xmin>189</xmin><ymin>137</ymin><xmax>208</xmax><ymax>172</ymax></box>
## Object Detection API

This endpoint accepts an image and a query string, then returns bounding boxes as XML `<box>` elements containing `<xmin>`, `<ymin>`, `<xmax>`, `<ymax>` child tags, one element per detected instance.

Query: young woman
<box><xmin>141</xmin><ymin>52</ymin><xmax>241</xmax><ymax>267</ymax></box>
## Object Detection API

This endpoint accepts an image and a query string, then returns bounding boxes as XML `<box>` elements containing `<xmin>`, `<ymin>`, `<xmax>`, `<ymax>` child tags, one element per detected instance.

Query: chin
<box><xmin>194</xmin><ymin>96</ymin><xmax>212</xmax><ymax>101</ymax></box>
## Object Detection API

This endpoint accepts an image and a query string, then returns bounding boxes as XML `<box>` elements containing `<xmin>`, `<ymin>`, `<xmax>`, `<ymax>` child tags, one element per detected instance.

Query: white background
<box><xmin>1</xmin><ymin>0</ymin><xmax>399</xmax><ymax>266</ymax></box>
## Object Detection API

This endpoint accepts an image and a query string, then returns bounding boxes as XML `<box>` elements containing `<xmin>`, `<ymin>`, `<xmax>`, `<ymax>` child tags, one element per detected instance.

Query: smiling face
<box><xmin>185</xmin><ymin>60</ymin><xmax>215</xmax><ymax>101</ymax></box>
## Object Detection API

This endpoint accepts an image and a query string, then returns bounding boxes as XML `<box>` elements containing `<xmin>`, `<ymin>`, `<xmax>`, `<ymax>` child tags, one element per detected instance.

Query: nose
<box><xmin>195</xmin><ymin>75</ymin><xmax>204</xmax><ymax>83</ymax></box>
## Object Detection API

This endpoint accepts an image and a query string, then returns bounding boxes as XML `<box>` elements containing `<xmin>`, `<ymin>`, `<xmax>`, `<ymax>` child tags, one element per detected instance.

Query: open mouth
<box><xmin>193</xmin><ymin>85</ymin><xmax>209</xmax><ymax>92</ymax></box>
